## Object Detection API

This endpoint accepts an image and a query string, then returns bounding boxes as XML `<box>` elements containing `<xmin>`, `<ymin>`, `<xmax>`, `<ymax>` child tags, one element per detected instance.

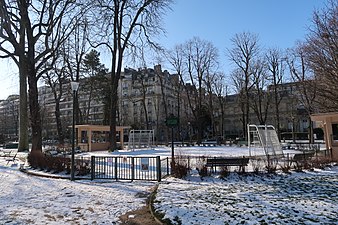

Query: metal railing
<box><xmin>90</xmin><ymin>156</ymin><xmax>169</xmax><ymax>181</ymax></box>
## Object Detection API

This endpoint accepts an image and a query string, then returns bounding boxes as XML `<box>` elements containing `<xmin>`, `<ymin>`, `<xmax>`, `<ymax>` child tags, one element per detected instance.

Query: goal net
<box><xmin>248</xmin><ymin>124</ymin><xmax>284</xmax><ymax>158</ymax></box>
<box><xmin>127</xmin><ymin>130</ymin><xmax>154</xmax><ymax>151</ymax></box>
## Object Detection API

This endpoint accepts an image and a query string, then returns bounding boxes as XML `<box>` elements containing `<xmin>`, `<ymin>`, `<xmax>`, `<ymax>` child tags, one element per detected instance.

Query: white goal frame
<box><xmin>248</xmin><ymin>124</ymin><xmax>284</xmax><ymax>158</ymax></box>
<box><xmin>127</xmin><ymin>130</ymin><xmax>154</xmax><ymax>151</ymax></box>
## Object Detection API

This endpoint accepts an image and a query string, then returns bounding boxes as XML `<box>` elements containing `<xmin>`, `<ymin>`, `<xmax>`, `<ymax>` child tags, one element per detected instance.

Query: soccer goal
<box><xmin>248</xmin><ymin>124</ymin><xmax>284</xmax><ymax>158</ymax></box>
<box><xmin>127</xmin><ymin>130</ymin><xmax>154</xmax><ymax>151</ymax></box>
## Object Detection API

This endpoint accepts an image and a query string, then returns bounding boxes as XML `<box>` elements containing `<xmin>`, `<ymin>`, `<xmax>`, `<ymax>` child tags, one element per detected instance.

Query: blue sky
<box><xmin>0</xmin><ymin>0</ymin><xmax>327</xmax><ymax>99</ymax></box>
<box><xmin>158</xmin><ymin>0</ymin><xmax>327</xmax><ymax>72</ymax></box>
<box><xmin>162</xmin><ymin>0</ymin><xmax>325</xmax><ymax>49</ymax></box>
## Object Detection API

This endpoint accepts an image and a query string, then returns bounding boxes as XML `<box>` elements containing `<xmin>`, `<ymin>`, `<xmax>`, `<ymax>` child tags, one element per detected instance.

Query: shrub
<box><xmin>280</xmin><ymin>161</ymin><xmax>291</xmax><ymax>174</ymax></box>
<box><xmin>172</xmin><ymin>158</ymin><xmax>189</xmax><ymax>179</ymax></box>
<box><xmin>219</xmin><ymin>166</ymin><xmax>229</xmax><ymax>178</ymax></box>
<box><xmin>265</xmin><ymin>155</ymin><xmax>278</xmax><ymax>174</ymax></box>
<box><xmin>76</xmin><ymin>159</ymin><xmax>91</xmax><ymax>176</ymax></box>
<box><xmin>251</xmin><ymin>157</ymin><xmax>264</xmax><ymax>174</ymax></box>
<box><xmin>27</xmin><ymin>151</ymin><xmax>91</xmax><ymax>176</ymax></box>
<box><xmin>28</xmin><ymin>151</ymin><xmax>47</xmax><ymax>169</ymax></box>
<box><xmin>197</xmin><ymin>165</ymin><xmax>209</xmax><ymax>177</ymax></box>
<box><xmin>311</xmin><ymin>156</ymin><xmax>332</xmax><ymax>169</ymax></box>
<box><xmin>51</xmin><ymin>157</ymin><xmax>70</xmax><ymax>173</ymax></box>
<box><xmin>293</xmin><ymin>162</ymin><xmax>304</xmax><ymax>172</ymax></box>
<box><xmin>195</xmin><ymin>156</ymin><xmax>210</xmax><ymax>177</ymax></box>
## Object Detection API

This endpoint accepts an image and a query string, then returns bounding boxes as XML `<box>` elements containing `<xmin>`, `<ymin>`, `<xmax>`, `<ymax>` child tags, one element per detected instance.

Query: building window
<box><xmin>332</xmin><ymin>124</ymin><xmax>338</xmax><ymax>141</ymax></box>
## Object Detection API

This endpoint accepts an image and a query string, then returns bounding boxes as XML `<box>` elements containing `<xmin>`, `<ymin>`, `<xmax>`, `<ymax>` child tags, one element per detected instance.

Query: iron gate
<box><xmin>91</xmin><ymin>156</ymin><xmax>169</xmax><ymax>181</ymax></box>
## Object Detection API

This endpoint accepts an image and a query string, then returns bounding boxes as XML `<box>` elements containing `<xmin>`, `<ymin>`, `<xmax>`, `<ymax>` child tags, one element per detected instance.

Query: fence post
<box><xmin>91</xmin><ymin>156</ymin><xmax>95</xmax><ymax>180</ymax></box>
<box><xmin>188</xmin><ymin>156</ymin><xmax>190</xmax><ymax>169</ymax></box>
<box><xmin>166</xmin><ymin>157</ymin><xmax>169</xmax><ymax>175</ymax></box>
<box><xmin>115</xmin><ymin>157</ymin><xmax>118</xmax><ymax>181</ymax></box>
<box><xmin>156</xmin><ymin>156</ymin><xmax>161</xmax><ymax>182</ymax></box>
<box><xmin>131</xmin><ymin>157</ymin><xmax>135</xmax><ymax>181</ymax></box>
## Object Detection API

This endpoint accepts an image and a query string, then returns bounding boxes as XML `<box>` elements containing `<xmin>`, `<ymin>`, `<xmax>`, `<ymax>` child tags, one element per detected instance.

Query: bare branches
<box><xmin>0</xmin><ymin>0</ymin><xmax>88</xmax><ymax>152</ymax></box>
<box><xmin>303</xmin><ymin>0</ymin><xmax>338</xmax><ymax>112</ymax></box>
<box><xmin>87</xmin><ymin>0</ymin><xmax>172</xmax><ymax>150</ymax></box>
<box><xmin>228</xmin><ymin>31</ymin><xmax>261</xmax><ymax>136</ymax></box>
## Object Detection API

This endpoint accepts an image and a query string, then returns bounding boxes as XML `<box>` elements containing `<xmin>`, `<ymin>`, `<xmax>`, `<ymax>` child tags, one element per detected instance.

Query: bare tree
<box><xmin>0</xmin><ymin>0</ymin><xmax>82</xmax><ymax>152</ymax></box>
<box><xmin>91</xmin><ymin>0</ymin><xmax>172</xmax><ymax>150</ymax></box>
<box><xmin>212</xmin><ymin>72</ymin><xmax>228</xmax><ymax>140</ymax></box>
<box><xmin>304</xmin><ymin>0</ymin><xmax>338</xmax><ymax>111</ymax></box>
<box><xmin>266</xmin><ymin>48</ymin><xmax>286</xmax><ymax>138</ymax></box>
<box><xmin>166</xmin><ymin>44</ymin><xmax>186</xmax><ymax>141</ymax></box>
<box><xmin>132</xmin><ymin>69</ymin><xmax>151</xmax><ymax>129</ymax></box>
<box><xmin>43</xmin><ymin>66</ymin><xmax>67</xmax><ymax>146</ymax></box>
<box><xmin>204</xmin><ymin>71</ymin><xmax>218</xmax><ymax>138</ymax></box>
<box><xmin>287</xmin><ymin>43</ymin><xmax>317</xmax><ymax>143</ymax></box>
<box><xmin>181</xmin><ymin>37</ymin><xmax>219</xmax><ymax>143</ymax></box>
<box><xmin>250</xmin><ymin>59</ymin><xmax>271</xmax><ymax>125</ymax></box>
<box><xmin>228</xmin><ymin>32</ymin><xmax>260</xmax><ymax>138</ymax></box>
<box><xmin>167</xmin><ymin>45</ymin><xmax>185</xmax><ymax>113</ymax></box>
<box><xmin>64</xmin><ymin>18</ymin><xmax>90</xmax><ymax>125</ymax></box>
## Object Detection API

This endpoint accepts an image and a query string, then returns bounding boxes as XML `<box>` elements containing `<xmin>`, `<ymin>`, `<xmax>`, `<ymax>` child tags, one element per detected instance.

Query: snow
<box><xmin>1</xmin><ymin>145</ymin><xmax>337</xmax><ymax>224</ymax></box>
<box><xmin>79</xmin><ymin>145</ymin><xmax>314</xmax><ymax>159</ymax></box>
<box><xmin>0</xmin><ymin>155</ymin><xmax>155</xmax><ymax>224</ymax></box>
<box><xmin>154</xmin><ymin>169</ymin><xmax>338</xmax><ymax>224</ymax></box>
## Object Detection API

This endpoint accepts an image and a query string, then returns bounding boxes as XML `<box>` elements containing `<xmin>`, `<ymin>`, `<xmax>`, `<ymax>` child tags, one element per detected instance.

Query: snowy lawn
<box><xmin>0</xmin><ymin>157</ymin><xmax>156</xmax><ymax>225</ymax></box>
<box><xmin>154</xmin><ymin>167</ymin><xmax>338</xmax><ymax>225</ymax></box>
<box><xmin>1</xmin><ymin>146</ymin><xmax>336</xmax><ymax>224</ymax></box>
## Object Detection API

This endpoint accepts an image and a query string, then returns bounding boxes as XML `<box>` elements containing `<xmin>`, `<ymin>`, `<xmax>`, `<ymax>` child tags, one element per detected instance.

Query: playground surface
<box><xmin>80</xmin><ymin>144</ymin><xmax>302</xmax><ymax>158</ymax></box>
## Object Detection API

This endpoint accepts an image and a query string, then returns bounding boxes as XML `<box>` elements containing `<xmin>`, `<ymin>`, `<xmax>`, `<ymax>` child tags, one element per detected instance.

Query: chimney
<box><xmin>154</xmin><ymin>64</ymin><xmax>162</xmax><ymax>73</ymax></box>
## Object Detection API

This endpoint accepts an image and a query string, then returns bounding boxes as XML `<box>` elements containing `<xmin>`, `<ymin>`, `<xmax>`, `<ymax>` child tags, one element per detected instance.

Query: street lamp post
<box><xmin>165</xmin><ymin>114</ymin><xmax>178</xmax><ymax>175</ymax></box>
<box><xmin>70</xmin><ymin>81</ymin><xmax>79</xmax><ymax>181</ymax></box>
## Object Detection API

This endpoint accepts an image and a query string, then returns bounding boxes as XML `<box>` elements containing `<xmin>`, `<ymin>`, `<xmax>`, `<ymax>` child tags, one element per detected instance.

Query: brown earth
<box><xmin>119</xmin><ymin>185</ymin><xmax>164</xmax><ymax>225</ymax></box>
<box><xmin>119</xmin><ymin>205</ymin><xmax>161</xmax><ymax>225</ymax></box>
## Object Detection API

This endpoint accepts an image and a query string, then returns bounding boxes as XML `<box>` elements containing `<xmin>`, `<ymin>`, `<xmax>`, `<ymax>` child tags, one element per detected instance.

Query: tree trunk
<box><xmin>18</xmin><ymin>60</ymin><xmax>29</xmax><ymax>152</ymax></box>
<box><xmin>109</xmin><ymin>72</ymin><xmax>119</xmax><ymax>151</ymax></box>
<box><xmin>28</xmin><ymin>68</ymin><xmax>42</xmax><ymax>152</ymax></box>
<box><xmin>55</xmin><ymin>100</ymin><xmax>64</xmax><ymax>145</ymax></box>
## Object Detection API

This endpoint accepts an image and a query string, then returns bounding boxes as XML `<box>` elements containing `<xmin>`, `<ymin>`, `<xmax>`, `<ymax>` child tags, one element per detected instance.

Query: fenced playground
<box><xmin>2</xmin><ymin>125</ymin><xmax>333</xmax><ymax>182</ymax></box>
<box><xmin>87</xmin><ymin>125</ymin><xmax>332</xmax><ymax>181</ymax></box>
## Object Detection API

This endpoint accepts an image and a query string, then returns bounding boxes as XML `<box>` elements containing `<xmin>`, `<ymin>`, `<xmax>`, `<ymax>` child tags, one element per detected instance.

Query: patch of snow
<box><xmin>0</xmin><ymin>157</ymin><xmax>155</xmax><ymax>224</ymax></box>
<box><xmin>154</xmin><ymin>167</ymin><xmax>338</xmax><ymax>224</ymax></box>
<box><xmin>1</xmin><ymin>145</ymin><xmax>336</xmax><ymax>224</ymax></box>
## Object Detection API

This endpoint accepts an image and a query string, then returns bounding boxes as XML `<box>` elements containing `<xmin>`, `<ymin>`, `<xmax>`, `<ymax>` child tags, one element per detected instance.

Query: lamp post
<box><xmin>70</xmin><ymin>81</ymin><xmax>79</xmax><ymax>181</ymax></box>
<box><xmin>166</xmin><ymin>114</ymin><xmax>178</xmax><ymax>174</ymax></box>
<box><xmin>292</xmin><ymin>116</ymin><xmax>295</xmax><ymax>144</ymax></box>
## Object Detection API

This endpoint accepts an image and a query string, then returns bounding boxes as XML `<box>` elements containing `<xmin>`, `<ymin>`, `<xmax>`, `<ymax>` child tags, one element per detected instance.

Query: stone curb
<box><xmin>19</xmin><ymin>168</ymin><xmax>71</xmax><ymax>179</ymax></box>
<box><xmin>148</xmin><ymin>183</ymin><xmax>166</xmax><ymax>225</ymax></box>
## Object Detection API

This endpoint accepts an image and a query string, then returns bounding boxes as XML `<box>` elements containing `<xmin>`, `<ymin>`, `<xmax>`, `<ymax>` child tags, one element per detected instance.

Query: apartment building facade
<box><xmin>0</xmin><ymin>65</ymin><xmax>317</xmax><ymax>144</ymax></box>
<box><xmin>0</xmin><ymin>95</ymin><xmax>19</xmax><ymax>141</ymax></box>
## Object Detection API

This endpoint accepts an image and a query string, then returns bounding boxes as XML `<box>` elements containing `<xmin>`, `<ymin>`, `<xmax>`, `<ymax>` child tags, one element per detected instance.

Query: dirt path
<box><xmin>119</xmin><ymin>185</ymin><xmax>163</xmax><ymax>225</ymax></box>
<box><xmin>119</xmin><ymin>205</ymin><xmax>160</xmax><ymax>225</ymax></box>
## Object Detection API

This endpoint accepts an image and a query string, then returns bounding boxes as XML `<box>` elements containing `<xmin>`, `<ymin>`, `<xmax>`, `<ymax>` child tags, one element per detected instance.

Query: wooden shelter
<box><xmin>311</xmin><ymin>112</ymin><xmax>338</xmax><ymax>160</ymax></box>
<box><xmin>75</xmin><ymin>125</ymin><xmax>130</xmax><ymax>151</ymax></box>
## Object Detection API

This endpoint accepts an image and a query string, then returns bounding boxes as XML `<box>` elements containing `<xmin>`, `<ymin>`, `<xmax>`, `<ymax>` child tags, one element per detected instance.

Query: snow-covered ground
<box><xmin>155</xmin><ymin>168</ymin><xmax>338</xmax><ymax>224</ymax></box>
<box><xmin>1</xmin><ymin>145</ymin><xmax>337</xmax><ymax>224</ymax></box>
<box><xmin>0</xmin><ymin>156</ymin><xmax>155</xmax><ymax>224</ymax></box>
<box><xmin>80</xmin><ymin>145</ymin><xmax>304</xmax><ymax>158</ymax></box>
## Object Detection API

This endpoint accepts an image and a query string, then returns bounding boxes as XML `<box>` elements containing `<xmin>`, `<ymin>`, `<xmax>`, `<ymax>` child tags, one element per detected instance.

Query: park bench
<box><xmin>1</xmin><ymin>149</ymin><xmax>18</xmax><ymax>165</ymax></box>
<box><xmin>291</xmin><ymin>151</ymin><xmax>315</xmax><ymax>168</ymax></box>
<box><xmin>2</xmin><ymin>149</ymin><xmax>13</xmax><ymax>157</ymax></box>
<box><xmin>168</xmin><ymin>142</ymin><xmax>193</xmax><ymax>147</ymax></box>
<box><xmin>201</xmin><ymin>140</ymin><xmax>217</xmax><ymax>146</ymax></box>
<box><xmin>206</xmin><ymin>157</ymin><xmax>249</xmax><ymax>173</ymax></box>
<box><xmin>292</xmin><ymin>151</ymin><xmax>315</xmax><ymax>162</ymax></box>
